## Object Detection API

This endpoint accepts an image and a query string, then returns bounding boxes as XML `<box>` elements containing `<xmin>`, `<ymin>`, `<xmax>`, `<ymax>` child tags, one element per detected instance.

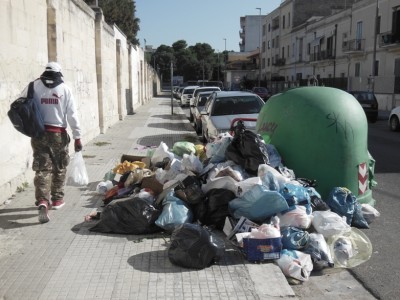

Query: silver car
<box><xmin>190</xmin><ymin>91</ymin><xmax>213</xmax><ymax>134</ymax></box>
<box><xmin>200</xmin><ymin>91</ymin><xmax>264</xmax><ymax>142</ymax></box>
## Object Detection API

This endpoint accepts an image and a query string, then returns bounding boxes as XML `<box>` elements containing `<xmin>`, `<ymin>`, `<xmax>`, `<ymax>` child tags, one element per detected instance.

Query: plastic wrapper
<box><xmin>181</xmin><ymin>153</ymin><xmax>204</xmax><ymax>174</ymax></box>
<box><xmin>312</xmin><ymin>210</ymin><xmax>351</xmax><ymax>238</ymax></box>
<box><xmin>361</xmin><ymin>203</ymin><xmax>380</xmax><ymax>224</ymax></box>
<box><xmin>258</xmin><ymin>164</ymin><xmax>290</xmax><ymax>190</ymax></box>
<box><xmin>151</xmin><ymin>141</ymin><xmax>175</xmax><ymax>165</ymax></box>
<box><xmin>327</xmin><ymin>227</ymin><xmax>373</xmax><ymax>268</ymax></box>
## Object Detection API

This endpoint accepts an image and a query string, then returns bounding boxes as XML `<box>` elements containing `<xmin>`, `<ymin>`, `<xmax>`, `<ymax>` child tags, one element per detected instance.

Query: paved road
<box><xmin>348</xmin><ymin>118</ymin><xmax>400</xmax><ymax>300</ymax></box>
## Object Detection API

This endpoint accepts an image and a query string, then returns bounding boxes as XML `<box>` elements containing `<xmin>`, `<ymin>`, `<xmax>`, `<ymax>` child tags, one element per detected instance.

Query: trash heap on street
<box><xmin>87</xmin><ymin>120</ymin><xmax>380</xmax><ymax>283</ymax></box>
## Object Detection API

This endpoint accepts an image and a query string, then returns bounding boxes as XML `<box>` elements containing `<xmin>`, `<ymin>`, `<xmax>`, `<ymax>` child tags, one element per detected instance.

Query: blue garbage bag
<box><xmin>229</xmin><ymin>184</ymin><xmax>289</xmax><ymax>223</ymax></box>
<box><xmin>281</xmin><ymin>226</ymin><xmax>310</xmax><ymax>250</ymax></box>
<box><xmin>155</xmin><ymin>191</ymin><xmax>193</xmax><ymax>232</ymax></box>
<box><xmin>326</xmin><ymin>187</ymin><xmax>355</xmax><ymax>225</ymax></box>
<box><xmin>327</xmin><ymin>187</ymin><xmax>369</xmax><ymax>228</ymax></box>
<box><xmin>280</xmin><ymin>183</ymin><xmax>312</xmax><ymax>214</ymax></box>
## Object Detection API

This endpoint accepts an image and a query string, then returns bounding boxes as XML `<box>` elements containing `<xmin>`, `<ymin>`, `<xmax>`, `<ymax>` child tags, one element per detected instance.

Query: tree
<box><xmin>83</xmin><ymin>0</ymin><xmax>140</xmax><ymax>45</ymax></box>
<box><xmin>152</xmin><ymin>45</ymin><xmax>174</xmax><ymax>81</ymax></box>
<box><xmin>154</xmin><ymin>40</ymin><xmax>219</xmax><ymax>83</ymax></box>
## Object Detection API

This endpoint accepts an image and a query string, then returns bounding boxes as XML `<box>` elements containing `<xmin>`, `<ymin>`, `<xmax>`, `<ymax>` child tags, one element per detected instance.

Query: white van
<box><xmin>180</xmin><ymin>85</ymin><xmax>199</xmax><ymax>106</ymax></box>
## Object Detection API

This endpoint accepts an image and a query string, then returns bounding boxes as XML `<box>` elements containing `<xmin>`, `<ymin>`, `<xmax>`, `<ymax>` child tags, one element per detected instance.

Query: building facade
<box><xmin>257</xmin><ymin>0</ymin><xmax>400</xmax><ymax>110</ymax></box>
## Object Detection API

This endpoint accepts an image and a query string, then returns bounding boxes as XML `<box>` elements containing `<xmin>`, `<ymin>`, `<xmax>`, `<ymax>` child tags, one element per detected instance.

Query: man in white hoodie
<box><xmin>25</xmin><ymin>62</ymin><xmax>82</xmax><ymax>223</ymax></box>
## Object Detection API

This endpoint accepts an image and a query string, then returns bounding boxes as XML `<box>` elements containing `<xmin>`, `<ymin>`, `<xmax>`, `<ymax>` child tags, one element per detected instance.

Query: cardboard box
<box><xmin>224</xmin><ymin>216</ymin><xmax>260</xmax><ymax>240</ymax></box>
<box><xmin>141</xmin><ymin>175</ymin><xmax>164</xmax><ymax>197</ymax></box>
<box><xmin>243</xmin><ymin>237</ymin><xmax>282</xmax><ymax>262</ymax></box>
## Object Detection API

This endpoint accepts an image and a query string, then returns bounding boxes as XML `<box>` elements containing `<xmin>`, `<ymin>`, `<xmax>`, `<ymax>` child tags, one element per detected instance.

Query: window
<box><xmin>355</xmin><ymin>62</ymin><xmax>360</xmax><ymax>77</ymax></box>
<box><xmin>374</xmin><ymin>60</ymin><xmax>379</xmax><ymax>76</ymax></box>
<box><xmin>268</xmin><ymin>23</ymin><xmax>271</xmax><ymax>32</ymax></box>
<box><xmin>282</xmin><ymin>47</ymin><xmax>285</xmax><ymax>59</ymax></box>
<box><xmin>377</xmin><ymin>16</ymin><xmax>381</xmax><ymax>34</ymax></box>
<box><xmin>267</xmin><ymin>58</ymin><xmax>270</xmax><ymax>66</ymax></box>
<box><xmin>262</xmin><ymin>41</ymin><xmax>265</xmax><ymax>52</ymax></box>
<box><xmin>288</xmin><ymin>12</ymin><xmax>291</xmax><ymax>27</ymax></box>
<box><xmin>327</xmin><ymin>36</ymin><xmax>334</xmax><ymax>57</ymax></box>
<box><xmin>356</xmin><ymin>21</ymin><xmax>363</xmax><ymax>50</ymax></box>
<box><xmin>268</xmin><ymin>40</ymin><xmax>271</xmax><ymax>49</ymax></box>
<box><xmin>282</xmin><ymin>15</ymin><xmax>286</xmax><ymax>29</ymax></box>
<box><xmin>307</xmin><ymin>43</ymin><xmax>310</xmax><ymax>55</ymax></box>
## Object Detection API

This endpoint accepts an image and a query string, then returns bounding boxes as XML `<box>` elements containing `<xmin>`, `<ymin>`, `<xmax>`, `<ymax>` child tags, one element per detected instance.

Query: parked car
<box><xmin>347</xmin><ymin>91</ymin><xmax>379</xmax><ymax>123</ymax></box>
<box><xmin>180</xmin><ymin>85</ymin><xmax>199</xmax><ymax>106</ymax></box>
<box><xmin>175</xmin><ymin>86</ymin><xmax>185</xmax><ymax>100</ymax></box>
<box><xmin>189</xmin><ymin>86</ymin><xmax>221</xmax><ymax>121</ymax></box>
<box><xmin>200</xmin><ymin>91</ymin><xmax>264</xmax><ymax>142</ymax></box>
<box><xmin>251</xmin><ymin>87</ymin><xmax>270</xmax><ymax>101</ymax></box>
<box><xmin>190</xmin><ymin>91</ymin><xmax>213</xmax><ymax>134</ymax></box>
<box><xmin>388</xmin><ymin>106</ymin><xmax>400</xmax><ymax>131</ymax></box>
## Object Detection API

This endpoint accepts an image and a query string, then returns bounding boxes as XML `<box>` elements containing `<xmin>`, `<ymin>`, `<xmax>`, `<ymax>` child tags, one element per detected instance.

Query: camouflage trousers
<box><xmin>31</xmin><ymin>131</ymin><xmax>70</xmax><ymax>204</ymax></box>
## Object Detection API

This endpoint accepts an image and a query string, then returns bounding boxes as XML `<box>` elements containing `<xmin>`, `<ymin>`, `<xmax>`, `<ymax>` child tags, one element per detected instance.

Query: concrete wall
<box><xmin>0</xmin><ymin>0</ymin><xmax>158</xmax><ymax>203</ymax></box>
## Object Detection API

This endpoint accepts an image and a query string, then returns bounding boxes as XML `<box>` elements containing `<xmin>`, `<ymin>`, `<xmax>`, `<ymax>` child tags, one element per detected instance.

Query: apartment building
<box><xmin>259</xmin><ymin>0</ymin><xmax>400</xmax><ymax>109</ymax></box>
<box><xmin>239</xmin><ymin>15</ymin><xmax>264</xmax><ymax>52</ymax></box>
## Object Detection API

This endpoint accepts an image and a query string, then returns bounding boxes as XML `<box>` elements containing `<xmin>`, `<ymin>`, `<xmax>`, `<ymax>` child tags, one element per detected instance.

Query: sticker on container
<box><xmin>358</xmin><ymin>162</ymin><xmax>368</xmax><ymax>195</ymax></box>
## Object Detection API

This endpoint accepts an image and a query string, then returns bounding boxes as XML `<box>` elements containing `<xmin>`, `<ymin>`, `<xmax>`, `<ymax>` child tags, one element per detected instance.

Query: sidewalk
<box><xmin>0</xmin><ymin>93</ymin><xmax>296</xmax><ymax>300</ymax></box>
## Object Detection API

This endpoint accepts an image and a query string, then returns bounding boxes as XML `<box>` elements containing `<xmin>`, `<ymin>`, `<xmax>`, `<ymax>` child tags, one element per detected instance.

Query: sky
<box><xmin>135</xmin><ymin>0</ymin><xmax>282</xmax><ymax>52</ymax></box>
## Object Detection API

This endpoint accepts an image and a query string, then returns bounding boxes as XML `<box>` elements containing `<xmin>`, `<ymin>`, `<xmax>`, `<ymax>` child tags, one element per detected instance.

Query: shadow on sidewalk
<box><xmin>0</xmin><ymin>207</ymin><xmax>41</xmax><ymax>229</ymax></box>
<box><xmin>127</xmin><ymin>245</ymin><xmax>246</xmax><ymax>273</ymax></box>
<box><xmin>137</xmin><ymin>133</ymin><xmax>201</xmax><ymax>149</ymax></box>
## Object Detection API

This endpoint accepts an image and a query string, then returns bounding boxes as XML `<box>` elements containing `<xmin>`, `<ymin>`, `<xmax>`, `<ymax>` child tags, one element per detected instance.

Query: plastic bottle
<box><xmin>96</xmin><ymin>180</ymin><xmax>114</xmax><ymax>195</ymax></box>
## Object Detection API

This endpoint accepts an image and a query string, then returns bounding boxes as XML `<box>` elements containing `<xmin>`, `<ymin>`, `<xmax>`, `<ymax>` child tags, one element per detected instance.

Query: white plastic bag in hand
<box><xmin>67</xmin><ymin>152</ymin><xmax>89</xmax><ymax>186</ymax></box>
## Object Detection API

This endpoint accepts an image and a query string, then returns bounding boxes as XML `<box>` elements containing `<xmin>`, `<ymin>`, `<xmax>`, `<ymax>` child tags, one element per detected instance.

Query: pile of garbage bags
<box><xmin>88</xmin><ymin>125</ymin><xmax>380</xmax><ymax>280</ymax></box>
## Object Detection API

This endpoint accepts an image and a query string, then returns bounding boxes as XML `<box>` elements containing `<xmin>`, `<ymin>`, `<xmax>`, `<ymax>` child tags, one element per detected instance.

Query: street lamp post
<box><xmin>223</xmin><ymin>38</ymin><xmax>227</xmax><ymax>88</ymax></box>
<box><xmin>170</xmin><ymin>61</ymin><xmax>174</xmax><ymax>115</ymax></box>
<box><xmin>256</xmin><ymin>8</ymin><xmax>261</xmax><ymax>87</ymax></box>
<box><xmin>371</xmin><ymin>0</ymin><xmax>379</xmax><ymax>93</ymax></box>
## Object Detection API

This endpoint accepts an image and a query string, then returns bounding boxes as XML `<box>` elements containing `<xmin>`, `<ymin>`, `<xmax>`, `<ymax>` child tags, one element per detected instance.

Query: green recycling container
<box><xmin>256</xmin><ymin>86</ymin><xmax>376</xmax><ymax>206</ymax></box>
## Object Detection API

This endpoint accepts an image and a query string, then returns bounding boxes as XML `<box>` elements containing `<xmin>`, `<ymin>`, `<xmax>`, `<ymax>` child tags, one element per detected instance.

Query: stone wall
<box><xmin>0</xmin><ymin>0</ymin><xmax>158</xmax><ymax>203</ymax></box>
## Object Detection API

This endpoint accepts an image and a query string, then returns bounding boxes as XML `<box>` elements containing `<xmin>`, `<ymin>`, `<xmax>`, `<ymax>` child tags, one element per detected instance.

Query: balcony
<box><xmin>342</xmin><ymin>39</ymin><xmax>365</xmax><ymax>53</ymax></box>
<box><xmin>379</xmin><ymin>31</ymin><xmax>400</xmax><ymax>48</ymax></box>
<box><xmin>239</xmin><ymin>29</ymin><xmax>245</xmax><ymax>39</ymax></box>
<box><xmin>273</xmin><ymin>58</ymin><xmax>286</xmax><ymax>66</ymax></box>
<box><xmin>310</xmin><ymin>50</ymin><xmax>335</xmax><ymax>62</ymax></box>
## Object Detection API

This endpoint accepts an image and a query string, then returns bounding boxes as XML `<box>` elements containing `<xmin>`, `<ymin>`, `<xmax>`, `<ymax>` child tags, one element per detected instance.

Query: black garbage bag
<box><xmin>225</xmin><ymin>120</ymin><xmax>269</xmax><ymax>175</ymax></box>
<box><xmin>200</xmin><ymin>189</ymin><xmax>236</xmax><ymax>230</ymax></box>
<box><xmin>174</xmin><ymin>175</ymin><xmax>206</xmax><ymax>205</ymax></box>
<box><xmin>90</xmin><ymin>197</ymin><xmax>161</xmax><ymax>234</ymax></box>
<box><xmin>168</xmin><ymin>223</ymin><xmax>224</xmax><ymax>269</ymax></box>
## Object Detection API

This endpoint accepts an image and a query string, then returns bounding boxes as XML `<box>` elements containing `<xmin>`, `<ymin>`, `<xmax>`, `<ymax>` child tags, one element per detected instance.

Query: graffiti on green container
<box><xmin>326</xmin><ymin>112</ymin><xmax>354</xmax><ymax>141</ymax></box>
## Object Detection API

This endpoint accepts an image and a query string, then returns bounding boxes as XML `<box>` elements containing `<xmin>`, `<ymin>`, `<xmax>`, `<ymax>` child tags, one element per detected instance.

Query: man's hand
<box><xmin>74</xmin><ymin>139</ymin><xmax>83</xmax><ymax>152</ymax></box>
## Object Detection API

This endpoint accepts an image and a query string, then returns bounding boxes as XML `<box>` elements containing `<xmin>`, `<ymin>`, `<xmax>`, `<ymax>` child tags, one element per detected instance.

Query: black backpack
<box><xmin>8</xmin><ymin>81</ymin><xmax>45</xmax><ymax>138</ymax></box>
